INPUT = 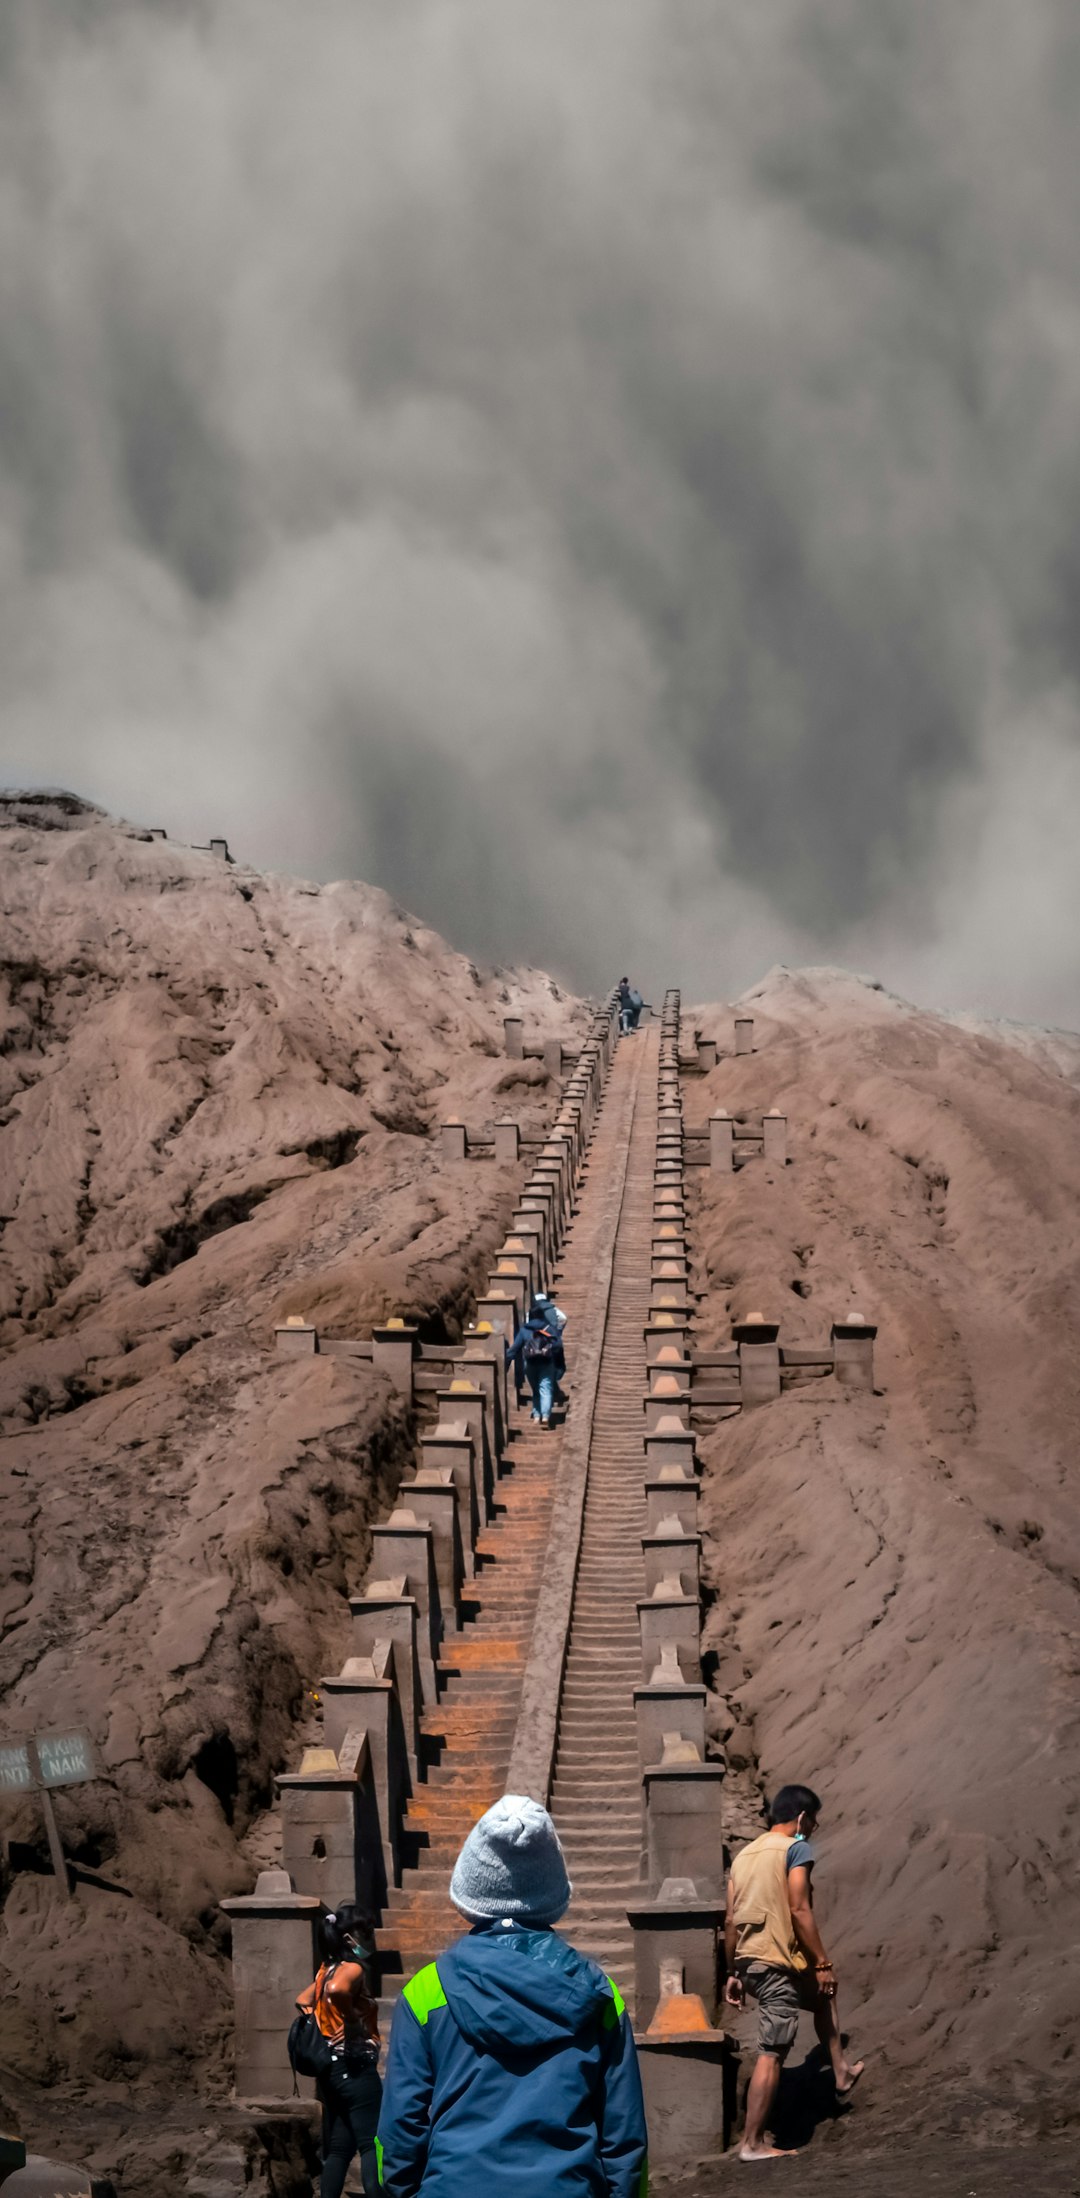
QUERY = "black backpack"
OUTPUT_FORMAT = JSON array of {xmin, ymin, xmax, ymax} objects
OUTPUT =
[
  {"xmin": 288, "ymin": 2007, "xmax": 335, "ymax": 2083},
  {"xmin": 524, "ymin": 1322, "xmax": 557, "ymax": 1363}
]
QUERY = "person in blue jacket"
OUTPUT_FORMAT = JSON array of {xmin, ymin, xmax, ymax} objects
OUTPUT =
[
  {"xmin": 505, "ymin": 1301, "xmax": 563, "ymax": 1427},
  {"xmin": 376, "ymin": 1794, "xmax": 648, "ymax": 2197}
]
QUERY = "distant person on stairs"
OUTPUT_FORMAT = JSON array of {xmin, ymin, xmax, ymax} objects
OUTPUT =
[
  {"xmin": 505, "ymin": 1300, "xmax": 564, "ymax": 1427},
  {"xmin": 724, "ymin": 1783, "xmax": 864, "ymax": 2162},
  {"xmin": 617, "ymin": 979, "xmax": 643, "ymax": 1035},
  {"xmin": 296, "ymin": 1904, "xmax": 383, "ymax": 2197},
  {"xmin": 376, "ymin": 1795, "xmax": 647, "ymax": 2197}
]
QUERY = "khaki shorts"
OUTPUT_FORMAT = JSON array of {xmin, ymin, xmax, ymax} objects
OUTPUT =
[{"xmin": 739, "ymin": 1961, "xmax": 819, "ymax": 2057}]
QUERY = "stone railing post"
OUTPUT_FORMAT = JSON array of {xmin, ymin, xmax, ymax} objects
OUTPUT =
[
  {"xmin": 831, "ymin": 1313, "xmax": 877, "ymax": 1390},
  {"xmin": 276, "ymin": 1731, "xmax": 386, "ymax": 1914},
  {"xmin": 221, "ymin": 1870, "xmax": 321, "ymax": 2102},
  {"xmin": 420, "ymin": 1421, "xmax": 480, "ymax": 1573},
  {"xmin": 633, "ymin": 1662, "xmax": 708, "ymax": 1780},
  {"xmin": 503, "ymin": 1016, "xmax": 524, "ymax": 1058},
  {"xmin": 641, "ymin": 1519, "xmax": 701, "ymax": 1600},
  {"xmin": 644, "ymin": 1467, "xmax": 699, "ymax": 1534},
  {"xmin": 644, "ymin": 1743, "xmax": 726, "ymax": 1899},
  {"xmin": 369, "ymin": 1512, "xmax": 442, "ymax": 1703},
  {"xmin": 494, "ymin": 1117, "xmax": 520, "ymax": 1164},
  {"xmin": 733, "ymin": 1314, "xmax": 781, "ymax": 1406},
  {"xmin": 696, "ymin": 1038, "xmax": 717, "ymax": 1073},
  {"xmin": 734, "ymin": 1015, "xmax": 753, "ymax": 1055},
  {"xmin": 627, "ymin": 1877, "xmax": 723, "ymax": 2027},
  {"xmin": 400, "ymin": 1468, "xmax": 465, "ymax": 1634},
  {"xmin": 371, "ymin": 1320, "xmax": 418, "ymax": 1398},
  {"xmin": 440, "ymin": 1119, "xmax": 467, "ymax": 1161},
  {"xmin": 633, "ymin": 1957, "xmax": 728, "ymax": 2169},
  {"xmin": 349, "ymin": 1580, "xmax": 421, "ymax": 1776},
  {"xmin": 275, "ymin": 1315, "xmax": 318, "ymax": 1355},
  {"xmin": 709, "ymin": 1113, "xmax": 733, "ymax": 1172},
  {"xmin": 638, "ymin": 1583, "xmax": 701, "ymax": 1683},
  {"xmin": 319, "ymin": 1647, "xmax": 412, "ymax": 1889},
  {"xmin": 762, "ymin": 1109, "xmax": 787, "ymax": 1166}
]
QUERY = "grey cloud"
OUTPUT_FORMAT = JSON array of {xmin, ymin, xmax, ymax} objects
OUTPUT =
[{"xmin": 1, "ymin": 0, "xmax": 1079, "ymax": 1020}]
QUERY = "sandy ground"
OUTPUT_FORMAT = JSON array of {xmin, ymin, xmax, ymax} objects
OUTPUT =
[
  {"xmin": 685, "ymin": 969, "xmax": 1080, "ymax": 2161},
  {"xmin": 3, "ymin": 806, "xmax": 1079, "ymax": 2191},
  {"xmin": 0, "ymin": 792, "xmax": 585, "ymax": 2175}
]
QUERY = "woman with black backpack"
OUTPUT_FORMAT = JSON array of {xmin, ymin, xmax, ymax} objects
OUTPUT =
[{"xmin": 293, "ymin": 1904, "xmax": 382, "ymax": 2197}]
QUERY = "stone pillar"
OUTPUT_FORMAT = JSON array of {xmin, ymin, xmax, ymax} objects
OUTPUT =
[
  {"xmin": 648, "ymin": 1348, "xmax": 691, "ymax": 1395},
  {"xmin": 762, "ymin": 1109, "xmax": 787, "ymax": 1166},
  {"xmin": 498, "ymin": 1237, "xmax": 540, "ymax": 1303},
  {"xmin": 494, "ymin": 1118, "xmax": 520, "ymax": 1164},
  {"xmin": 275, "ymin": 1315, "xmax": 318, "ymax": 1355},
  {"xmin": 733, "ymin": 1314, "xmax": 781, "ymax": 1406},
  {"xmin": 460, "ymin": 1336, "xmax": 509, "ymax": 1467},
  {"xmin": 488, "ymin": 1265, "xmax": 526, "ymax": 1329},
  {"xmin": 831, "ymin": 1314, "xmax": 877, "ymax": 1391},
  {"xmin": 638, "ymin": 1585, "xmax": 701, "ymax": 1682},
  {"xmin": 221, "ymin": 1870, "xmax": 320, "ymax": 2102},
  {"xmin": 371, "ymin": 1320, "xmax": 418, "ymax": 1398},
  {"xmin": 209, "ymin": 837, "xmax": 230, "ymax": 860},
  {"xmin": 504, "ymin": 1016, "xmax": 524, "ymax": 1058},
  {"xmin": 633, "ymin": 1677, "xmax": 708, "ymax": 1780},
  {"xmin": 319, "ymin": 1653, "xmax": 411, "ymax": 1888},
  {"xmin": 709, "ymin": 1113, "xmax": 733, "ymax": 1172},
  {"xmin": 696, "ymin": 1038, "xmax": 717, "ymax": 1074},
  {"xmin": 646, "ymin": 1397, "xmax": 699, "ymax": 1450},
  {"xmin": 542, "ymin": 1039, "xmax": 563, "ymax": 1080},
  {"xmin": 369, "ymin": 1513, "xmax": 442, "ymax": 1703},
  {"xmin": 644, "ymin": 1468, "xmax": 699, "ymax": 1533},
  {"xmin": 401, "ymin": 1469, "xmax": 465, "ymax": 1632},
  {"xmin": 421, "ymin": 1422, "xmax": 480, "ymax": 1571},
  {"xmin": 634, "ymin": 1977, "xmax": 728, "ymax": 2170},
  {"xmin": 440, "ymin": 1120, "xmax": 467, "ymax": 1162},
  {"xmin": 277, "ymin": 1733, "xmax": 386, "ymax": 1913},
  {"xmin": 349, "ymin": 1580, "xmax": 422, "ymax": 1776},
  {"xmin": 508, "ymin": 1220, "xmax": 547, "ymax": 1297},
  {"xmin": 735, "ymin": 1015, "xmax": 753, "ymax": 1055},
  {"xmin": 627, "ymin": 1878, "xmax": 723, "ymax": 2025},
  {"xmin": 641, "ymin": 1520, "xmax": 701, "ymax": 1599},
  {"xmin": 644, "ymin": 1749, "xmax": 726, "ymax": 1899}
]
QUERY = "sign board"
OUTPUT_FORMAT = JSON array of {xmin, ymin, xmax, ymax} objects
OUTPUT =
[
  {"xmin": 0, "ymin": 1728, "xmax": 101, "ymax": 1898},
  {"xmin": 0, "ymin": 1731, "xmax": 97, "ymax": 1792},
  {"xmin": 34, "ymin": 1730, "xmax": 97, "ymax": 1789},
  {"xmin": 0, "ymin": 1744, "xmax": 33, "ymax": 1794}
]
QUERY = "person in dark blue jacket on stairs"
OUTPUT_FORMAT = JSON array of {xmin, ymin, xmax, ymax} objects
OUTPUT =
[{"xmin": 376, "ymin": 1795, "xmax": 648, "ymax": 2197}]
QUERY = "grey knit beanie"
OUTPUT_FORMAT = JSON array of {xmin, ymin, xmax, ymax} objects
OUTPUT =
[{"xmin": 449, "ymin": 1795, "xmax": 572, "ymax": 1925}]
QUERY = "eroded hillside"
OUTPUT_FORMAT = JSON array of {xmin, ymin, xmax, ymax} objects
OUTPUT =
[
  {"xmin": 0, "ymin": 792, "xmax": 584, "ymax": 2176},
  {"xmin": 686, "ymin": 969, "xmax": 1080, "ymax": 2142}
]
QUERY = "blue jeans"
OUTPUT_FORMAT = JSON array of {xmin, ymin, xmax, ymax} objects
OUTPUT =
[{"xmin": 527, "ymin": 1365, "xmax": 554, "ymax": 1419}]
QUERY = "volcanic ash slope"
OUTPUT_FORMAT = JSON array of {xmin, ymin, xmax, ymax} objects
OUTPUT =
[
  {"xmin": 0, "ymin": 791, "xmax": 583, "ymax": 2122},
  {"xmin": 685, "ymin": 966, "xmax": 1080, "ymax": 2140}
]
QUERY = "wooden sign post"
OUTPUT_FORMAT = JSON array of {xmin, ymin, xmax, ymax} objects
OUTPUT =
[{"xmin": 0, "ymin": 1728, "xmax": 100, "ymax": 1896}]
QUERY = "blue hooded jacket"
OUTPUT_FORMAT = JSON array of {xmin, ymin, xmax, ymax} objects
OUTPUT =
[{"xmin": 376, "ymin": 1925, "xmax": 648, "ymax": 2197}]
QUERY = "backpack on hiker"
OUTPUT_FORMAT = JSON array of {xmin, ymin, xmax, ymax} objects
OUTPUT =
[{"xmin": 524, "ymin": 1322, "xmax": 557, "ymax": 1363}]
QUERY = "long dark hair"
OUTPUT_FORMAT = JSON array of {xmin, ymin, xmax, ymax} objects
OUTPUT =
[{"xmin": 318, "ymin": 1903, "xmax": 375, "ymax": 1967}]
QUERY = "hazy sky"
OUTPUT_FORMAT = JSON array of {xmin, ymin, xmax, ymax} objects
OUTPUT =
[{"xmin": 2, "ymin": 0, "xmax": 1080, "ymax": 1025}]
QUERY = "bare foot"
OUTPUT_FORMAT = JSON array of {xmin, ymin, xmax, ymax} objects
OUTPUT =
[
  {"xmin": 739, "ymin": 2144, "xmax": 799, "ymax": 2162},
  {"xmin": 835, "ymin": 2059, "xmax": 865, "ymax": 2097}
]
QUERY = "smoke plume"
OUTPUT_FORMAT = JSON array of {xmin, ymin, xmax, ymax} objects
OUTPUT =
[{"xmin": 2, "ymin": 0, "xmax": 1079, "ymax": 1021}]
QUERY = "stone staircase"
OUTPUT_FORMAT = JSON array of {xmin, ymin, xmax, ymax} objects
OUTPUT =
[{"xmin": 551, "ymin": 1025, "xmax": 657, "ymax": 2011}]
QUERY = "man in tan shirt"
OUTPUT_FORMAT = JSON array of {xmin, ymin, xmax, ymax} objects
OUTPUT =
[{"xmin": 724, "ymin": 1783, "xmax": 863, "ymax": 2161}]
